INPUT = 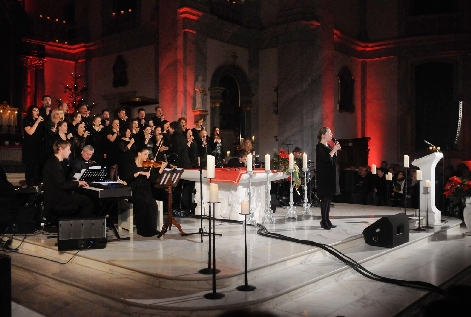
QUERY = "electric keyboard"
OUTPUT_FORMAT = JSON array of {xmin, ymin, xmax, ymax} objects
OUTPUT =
[{"xmin": 78, "ymin": 182, "xmax": 132, "ymax": 199}]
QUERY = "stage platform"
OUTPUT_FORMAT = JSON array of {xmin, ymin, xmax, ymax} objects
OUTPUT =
[{"xmin": 6, "ymin": 203, "xmax": 471, "ymax": 317}]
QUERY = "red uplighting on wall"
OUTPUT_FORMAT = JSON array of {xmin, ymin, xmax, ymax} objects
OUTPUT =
[{"xmin": 177, "ymin": 7, "xmax": 203, "ymax": 21}]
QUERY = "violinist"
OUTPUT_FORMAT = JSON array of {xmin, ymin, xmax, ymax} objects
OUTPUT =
[{"xmin": 120, "ymin": 146, "xmax": 168, "ymax": 237}]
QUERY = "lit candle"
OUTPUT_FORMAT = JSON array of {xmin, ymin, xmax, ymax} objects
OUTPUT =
[
  {"xmin": 371, "ymin": 164, "xmax": 376, "ymax": 174},
  {"xmin": 404, "ymin": 155, "xmax": 409, "ymax": 168},
  {"xmin": 252, "ymin": 135, "xmax": 255, "ymax": 142},
  {"xmin": 416, "ymin": 170, "xmax": 422, "ymax": 180},
  {"xmin": 289, "ymin": 153, "xmax": 294, "ymax": 170},
  {"xmin": 226, "ymin": 150, "xmax": 230, "ymax": 157},
  {"xmin": 303, "ymin": 153, "xmax": 307, "ymax": 170},
  {"xmin": 207, "ymin": 155, "xmax": 215, "ymax": 178},
  {"xmin": 425, "ymin": 180, "xmax": 431, "ymax": 187},
  {"xmin": 241, "ymin": 200, "xmax": 250, "ymax": 215},
  {"xmin": 247, "ymin": 153, "xmax": 252, "ymax": 172},
  {"xmin": 265, "ymin": 154, "xmax": 270, "ymax": 171},
  {"xmin": 209, "ymin": 183, "xmax": 219, "ymax": 202}
]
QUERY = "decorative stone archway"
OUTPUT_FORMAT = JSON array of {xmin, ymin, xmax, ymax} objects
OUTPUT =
[{"xmin": 209, "ymin": 65, "xmax": 252, "ymax": 152}]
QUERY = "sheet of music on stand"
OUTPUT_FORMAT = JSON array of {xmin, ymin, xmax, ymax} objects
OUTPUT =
[
  {"xmin": 157, "ymin": 168, "xmax": 184, "ymax": 186},
  {"xmin": 76, "ymin": 166, "xmax": 107, "ymax": 182}
]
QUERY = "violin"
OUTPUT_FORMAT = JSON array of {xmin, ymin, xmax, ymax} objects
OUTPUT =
[{"xmin": 142, "ymin": 160, "xmax": 177, "ymax": 169}]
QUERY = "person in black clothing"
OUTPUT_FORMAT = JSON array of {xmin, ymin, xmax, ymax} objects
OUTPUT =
[
  {"xmin": 120, "ymin": 147, "xmax": 168, "ymax": 237},
  {"xmin": 208, "ymin": 127, "xmax": 224, "ymax": 167},
  {"xmin": 151, "ymin": 105, "xmax": 164, "ymax": 127},
  {"xmin": 316, "ymin": 126, "xmax": 341, "ymax": 230},
  {"xmin": 42, "ymin": 140, "xmax": 94, "ymax": 219},
  {"xmin": 105, "ymin": 119, "xmax": 120, "ymax": 181},
  {"xmin": 197, "ymin": 128, "xmax": 209, "ymax": 168},
  {"xmin": 169, "ymin": 121, "xmax": 192, "ymax": 168},
  {"xmin": 88, "ymin": 116, "xmax": 106, "ymax": 166},
  {"xmin": 117, "ymin": 127, "xmax": 137, "ymax": 179},
  {"xmin": 226, "ymin": 151, "xmax": 247, "ymax": 168},
  {"xmin": 354, "ymin": 166, "xmax": 369, "ymax": 204},
  {"xmin": 135, "ymin": 108, "xmax": 147, "ymax": 131},
  {"xmin": 368, "ymin": 168, "xmax": 387, "ymax": 206},
  {"xmin": 22, "ymin": 105, "xmax": 46, "ymax": 187},
  {"xmin": 69, "ymin": 145, "xmax": 95, "ymax": 177},
  {"xmin": 186, "ymin": 129, "xmax": 199, "ymax": 168}
]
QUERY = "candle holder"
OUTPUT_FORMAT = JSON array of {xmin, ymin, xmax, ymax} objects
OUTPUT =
[
  {"xmin": 413, "ymin": 180, "xmax": 426, "ymax": 232},
  {"xmin": 262, "ymin": 170, "xmax": 275, "ymax": 224},
  {"xmin": 285, "ymin": 169, "xmax": 297, "ymax": 219},
  {"xmin": 203, "ymin": 201, "xmax": 225, "ymax": 300},
  {"xmin": 302, "ymin": 168, "xmax": 313, "ymax": 216},
  {"xmin": 199, "ymin": 179, "xmax": 221, "ymax": 276},
  {"xmin": 246, "ymin": 170, "xmax": 257, "ymax": 226},
  {"xmin": 403, "ymin": 167, "xmax": 408, "ymax": 214},
  {"xmin": 236, "ymin": 212, "xmax": 256, "ymax": 292},
  {"xmin": 423, "ymin": 186, "xmax": 433, "ymax": 229}
]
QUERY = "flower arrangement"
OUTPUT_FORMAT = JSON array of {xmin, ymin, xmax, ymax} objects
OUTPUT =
[
  {"xmin": 444, "ymin": 176, "xmax": 471, "ymax": 209},
  {"xmin": 271, "ymin": 148, "xmax": 301, "ymax": 188}
]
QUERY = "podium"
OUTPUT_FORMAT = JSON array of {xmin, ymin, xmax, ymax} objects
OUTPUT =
[
  {"xmin": 412, "ymin": 152, "xmax": 443, "ymax": 226},
  {"xmin": 154, "ymin": 168, "xmax": 186, "ymax": 238}
]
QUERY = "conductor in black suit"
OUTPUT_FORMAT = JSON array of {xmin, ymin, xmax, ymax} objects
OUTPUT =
[
  {"xmin": 42, "ymin": 140, "xmax": 94, "ymax": 218},
  {"xmin": 316, "ymin": 127, "xmax": 341, "ymax": 230}
]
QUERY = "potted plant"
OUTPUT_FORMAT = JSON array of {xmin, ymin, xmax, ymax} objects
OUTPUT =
[{"xmin": 444, "ymin": 175, "xmax": 471, "ymax": 233}]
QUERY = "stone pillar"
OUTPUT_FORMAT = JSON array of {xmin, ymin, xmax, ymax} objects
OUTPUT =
[{"xmin": 32, "ymin": 58, "xmax": 45, "ymax": 107}]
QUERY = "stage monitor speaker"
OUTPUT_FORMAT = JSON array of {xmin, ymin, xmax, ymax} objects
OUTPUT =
[
  {"xmin": 58, "ymin": 218, "xmax": 107, "ymax": 251},
  {"xmin": 362, "ymin": 213, "xmax": 409, "ymax": 248}
]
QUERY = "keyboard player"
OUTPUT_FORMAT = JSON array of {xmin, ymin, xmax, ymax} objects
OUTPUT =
[{"xmin": 42, "ymin": 140, "xmax": 94, "ymax": 219}]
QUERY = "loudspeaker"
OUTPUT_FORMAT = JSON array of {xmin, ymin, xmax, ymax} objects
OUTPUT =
[
  {"xmin": 58, "ymin": 218, "xmax": 107, "ymax": 251},
  {"xmin": 362, "ymin": 213, "xmax": 409, "ymax": 248}
]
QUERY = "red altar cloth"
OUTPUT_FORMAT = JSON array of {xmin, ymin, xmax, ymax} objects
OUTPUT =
[{"xmin": 185, "ymin": 168, "xmax": 270, "ymax": 186}]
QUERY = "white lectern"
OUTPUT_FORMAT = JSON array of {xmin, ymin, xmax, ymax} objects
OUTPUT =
[{"xmin": 412, "ymin": 152, "xmax": 444, "ymax": 226}]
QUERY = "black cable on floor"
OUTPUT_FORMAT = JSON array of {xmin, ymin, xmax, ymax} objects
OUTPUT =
[{"xmin": 256, "ymin": 223, "xmax": 446, "ymax": 296}]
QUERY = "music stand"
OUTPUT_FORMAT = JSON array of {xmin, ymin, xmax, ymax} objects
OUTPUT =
[
  {"xmin": 79, "ymin": 168, "xmax": 107, "ymax": 182},
  {"xmin": 155, "ymin": 168, "xmax": 187, "ymax": 238}
]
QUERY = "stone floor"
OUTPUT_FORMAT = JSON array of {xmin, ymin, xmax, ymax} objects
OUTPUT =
[{"xmin": 5, "ymin": 201, "xmax": 471, "ymax": 317}]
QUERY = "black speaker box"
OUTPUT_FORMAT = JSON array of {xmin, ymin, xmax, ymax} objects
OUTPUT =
[
  {"xmin": 362, "ymin": 213, "xmax": 409, "ymax": 248},
  {"xmin": 58, "ymin": 218, "xmax": 107, "ymax": 251}
]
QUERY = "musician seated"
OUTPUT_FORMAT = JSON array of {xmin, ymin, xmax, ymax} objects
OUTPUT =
[
  {"xmin": 42, "ymin": 140, "xmax": 94, "ymax": 219},
  {"xmin": 225, "ymin": 151, "xmax": 247, "ymax": 168},
  {"xmin": 70, "ymin": 145, "xmax": 96, "ymax": 178},
  {"xmin": 120, "ymin": 146, "xmax": 168, "ymax": 237}
]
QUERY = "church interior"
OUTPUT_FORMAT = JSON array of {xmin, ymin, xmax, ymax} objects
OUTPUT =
[{"xmin": 1, "ymin": 0, "xmax": 471, "ymax": 316}]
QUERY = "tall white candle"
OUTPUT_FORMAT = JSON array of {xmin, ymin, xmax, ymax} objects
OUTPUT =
[
  {"xmin": 247, "ymin": 153, "xmax": 252, "ymax": 172},
  {"xmin": 416, "ymin": 170, "xmax": 422, "ymax": 180},
  {"xmin": 265, "ymin": 154, "xmax": 270, "ymax": 171},
  {"xmin": 207, "ymin": 155, "xmax": 215, "ymax": 178},
  {"xmin": 289, "ymin": 153, "xmax": 294, "ymax": 170},
  {"xmin": 371, "ymin": 164, "xmax": 376, "ymax": 174},
  {"xmin": 425, "ymin": 180, "xmax": 431, "ymax": 187},
  {"xmin": 241, "ymin": 200, "xmax": 250, "ymax": 214},
  {"xmin": 303, "ymin": 153, "xmax": 308, "ymax": 170},
  {"xmin": 387, "ymin": 172, "xmax": 392, "ymax": 181},
  {"xmin": 226, "ymin": 150, "xmax": 230, "ymax": 157},
  {"xmin": 209, "ymin": 183, "xmax": 219, "ymax": 202},
  {"xmin": 404, "ymin": 155, "xmax": 409, "ymax": 168}
]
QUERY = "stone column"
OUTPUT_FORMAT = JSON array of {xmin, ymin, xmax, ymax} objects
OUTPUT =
[{"xmin": 32, "ymin": 58, "xmax": 45, "ymax": 107}]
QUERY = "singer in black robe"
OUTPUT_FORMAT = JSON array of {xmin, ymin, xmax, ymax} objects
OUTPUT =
[{"xmin": 316, "ymin": 127, "xmax": 341, "ymax": 230}]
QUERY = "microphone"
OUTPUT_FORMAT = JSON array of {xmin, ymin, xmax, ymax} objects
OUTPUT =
[{"xmin": 332, "ymin": 138, "xmax": 341, "ymax": 151}]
